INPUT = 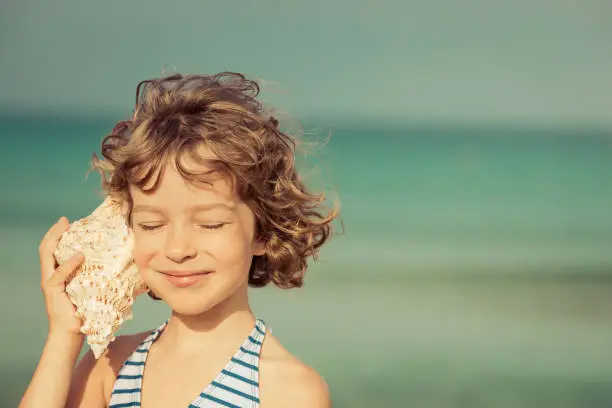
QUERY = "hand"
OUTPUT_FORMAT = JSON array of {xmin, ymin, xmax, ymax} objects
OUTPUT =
[{"xmin": 39, "ymin": 217, "xmax": 85, "ymax": 337}]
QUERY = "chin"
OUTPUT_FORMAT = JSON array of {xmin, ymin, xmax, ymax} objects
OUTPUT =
[
  {"xmin": 165, "ymin": 296, "xmax": 221, "ymax": 316},
  {"xmin": 144, "ymin": 274, "xmax": 247, "ymax": 316}
]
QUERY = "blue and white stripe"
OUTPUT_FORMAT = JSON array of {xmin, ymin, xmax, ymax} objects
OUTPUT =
[{"xmin": 108, "ymin": 319, "xmax": 266, "ymax": 408}]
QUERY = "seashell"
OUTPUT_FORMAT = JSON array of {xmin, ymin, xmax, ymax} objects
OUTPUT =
[{"xmin": 53, "ymin": 197, "xmax": 148, "ymax": 359}]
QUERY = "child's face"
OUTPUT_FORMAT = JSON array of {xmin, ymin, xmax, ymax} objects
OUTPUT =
[{"xmin": 129, "ymin": 153, "xmax": 264, "ymax": 316}]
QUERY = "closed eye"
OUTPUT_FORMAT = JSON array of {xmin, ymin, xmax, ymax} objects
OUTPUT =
[
  {"xmin": 136, "ymin": 223, "xmax": 227, "ymax": 231},
  {"xmin": 138, "ymin": 224, "xmax": 164, "ymax": 231},
  {"xmin": 198, "ymin": 223, "xmax": 226, "ymax": 230}
]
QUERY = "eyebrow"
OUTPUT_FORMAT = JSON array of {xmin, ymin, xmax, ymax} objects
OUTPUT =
[{"xmin": 132, "ymin": 203, "xmax": 235, "ymax": 214}]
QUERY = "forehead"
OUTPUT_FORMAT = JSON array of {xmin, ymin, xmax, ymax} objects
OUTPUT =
[{"xmin": 130, "ymin": 147, "xmax": 236, "ymax": 205}]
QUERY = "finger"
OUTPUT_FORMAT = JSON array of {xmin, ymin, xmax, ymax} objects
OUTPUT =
[
  {"xmin": 40, "ymin": 216, "xmax": 66, "ymax": 246},
  {"xmin": 39, "ymin": 217, "xmax": 69, "ymax": 256},
  {"xmin": 39, "ymin": 217, "xmax": 70, "ymax": 280},
  {"xmin": 48, "ymin": 252, "xmax": 84, "ymax": 287},
  {"xmin": 39, "ymin": 217, "xmax": 71, "ymax": 281}
]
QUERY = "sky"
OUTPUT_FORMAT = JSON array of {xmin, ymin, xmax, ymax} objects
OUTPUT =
[{"xmin": 1, "ymin": 0, "xmax": 611, "ymax": 123}]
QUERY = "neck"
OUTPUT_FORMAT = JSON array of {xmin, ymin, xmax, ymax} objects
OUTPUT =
[{"xmin": 159, "ymin": 284, "xmax": 256, "ymax": 353}]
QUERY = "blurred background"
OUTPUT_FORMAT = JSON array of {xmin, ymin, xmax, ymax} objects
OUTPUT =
[{"xmin": 2, "ymin": 1, "xmax": 612, "ymax": 407}]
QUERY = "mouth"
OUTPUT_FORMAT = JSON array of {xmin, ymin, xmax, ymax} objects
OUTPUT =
[
  {"xmin": 159, "ymin": 270, "xmax": 213, "ymax": 287},
  {"xmin": 160, "ymin": 270, "xmax": 213, "ymax": 277}
]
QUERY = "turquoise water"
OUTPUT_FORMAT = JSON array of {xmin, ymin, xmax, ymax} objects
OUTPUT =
[{"xmin": 2, "ymin": 116, "xmax": 612, "ymax": 406}]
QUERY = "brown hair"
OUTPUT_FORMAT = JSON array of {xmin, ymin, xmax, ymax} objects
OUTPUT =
[{"xmin": 91, "ymin": 72, "xmax": 338, "ymax": 292}]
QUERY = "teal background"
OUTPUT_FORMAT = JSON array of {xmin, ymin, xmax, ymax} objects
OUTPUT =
[{"xmin": 2, "ymin": 1, "xmax": 612, "ymax": 407}]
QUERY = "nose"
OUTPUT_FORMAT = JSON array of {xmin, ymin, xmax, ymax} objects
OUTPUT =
[{"xmin": 164, "ymin": 228, "xmax": 197, "ymax": 263}]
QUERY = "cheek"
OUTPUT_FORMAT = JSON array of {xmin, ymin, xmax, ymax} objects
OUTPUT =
[
  {"xmin": 131, "ymin": 232, "xmax": 160, "ymax": 267},
  {"xmin": 129, "ymin": 225, "xmax": 256, "ymax": 271},
  {"xmin": 209, "ymin": 227, "xmax": 255, "ymax": 266}
]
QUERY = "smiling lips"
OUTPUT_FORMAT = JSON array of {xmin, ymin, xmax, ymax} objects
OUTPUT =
[{"xmin": 160, "ymin": 270, "xmax": 213, "ymax": 287}]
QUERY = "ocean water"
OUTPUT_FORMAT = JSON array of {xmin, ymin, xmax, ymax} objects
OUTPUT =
[{"xmin": 2, "ymin": 115, "xmax": 612, "ymax": 407}]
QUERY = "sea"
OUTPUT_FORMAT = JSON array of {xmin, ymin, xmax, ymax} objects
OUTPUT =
[{"xmin": 1, "ymin": 115, "xmax": 612, "ymax": 407}]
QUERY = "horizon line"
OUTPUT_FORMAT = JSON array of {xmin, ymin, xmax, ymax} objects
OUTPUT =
[{"xmin": 2, "ymin": 108, "xmax": 612, "ymax": 131}]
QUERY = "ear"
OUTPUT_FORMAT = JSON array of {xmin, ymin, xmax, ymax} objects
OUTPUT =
[{"xmin": 252, "ymin": 239, "xmax": 266, "ymax": 257}]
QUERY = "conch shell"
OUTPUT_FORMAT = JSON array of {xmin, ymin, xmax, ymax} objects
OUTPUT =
[{"xmin": 53, "ymin": 197, "xmax": 148, "ymax": 359}]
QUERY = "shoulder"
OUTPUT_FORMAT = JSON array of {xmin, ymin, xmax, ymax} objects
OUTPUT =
[
  {"xmin": 102, "ymin": 330, "xmax": 151, "ymax": 377},
  {"xmin": 67, "ymin": 330, "xmax": 151, "ymax": 407},
  {"xmin": 259, "ymin": 332, "xmax": 331, "ymax": 408}
]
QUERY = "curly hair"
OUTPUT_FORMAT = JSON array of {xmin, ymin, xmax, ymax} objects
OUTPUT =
[{"xmin": 90, "ymin": 72, "xmax": 338, "ymax": 293}]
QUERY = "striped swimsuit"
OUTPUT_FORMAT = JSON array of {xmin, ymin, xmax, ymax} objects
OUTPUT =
[{"xmin": 108, "ymin": 319, "xmax": 266, "ymax": 408}]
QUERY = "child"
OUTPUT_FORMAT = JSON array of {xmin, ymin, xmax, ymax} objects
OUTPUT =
[{"xmin": 20, "ymin": 72, "xmax": 338, "ymax": 408}]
